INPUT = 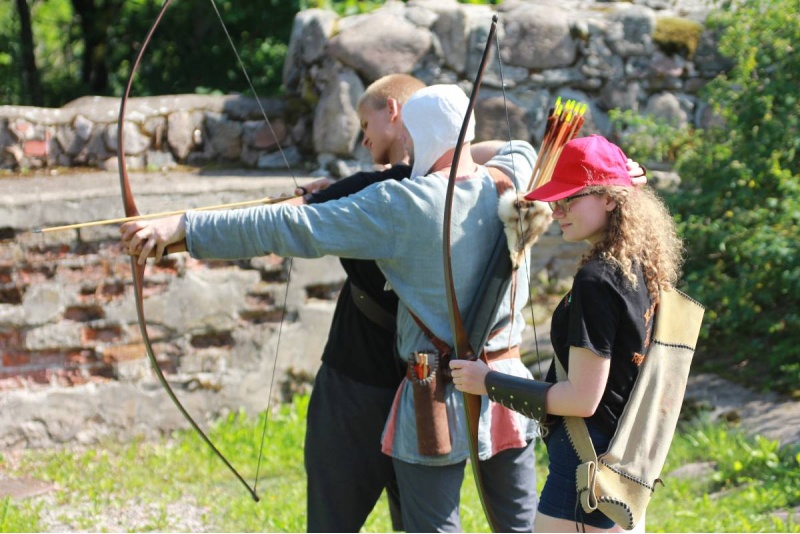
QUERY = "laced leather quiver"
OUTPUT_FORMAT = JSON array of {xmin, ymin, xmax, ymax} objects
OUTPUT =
[{"xmin": 556, "ymin": 288, "xmax": 705, "ymax": 530}]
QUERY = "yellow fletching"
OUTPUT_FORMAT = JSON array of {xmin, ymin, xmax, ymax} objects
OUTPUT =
[{"xmin": 527, "ymin": 98, "xmax": 588, "ymax": 192}]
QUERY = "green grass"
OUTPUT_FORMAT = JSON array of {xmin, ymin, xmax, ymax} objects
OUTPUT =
[
  {"xmin": 1, "ymin": 395, "xmax": 799, "ymax": 532},
  {"xmin": 647, "ymin": 422, "xmax": 800, "ymax": 532}
]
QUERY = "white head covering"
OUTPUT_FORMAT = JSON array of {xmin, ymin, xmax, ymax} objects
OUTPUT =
[{"xmin": 401, "ymin": 84, "xmax": 475, "ymax": 179}]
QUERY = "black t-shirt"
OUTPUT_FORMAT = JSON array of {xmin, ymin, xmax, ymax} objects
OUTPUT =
[
  {"xmin": 546, "ymin": 258, "xmax": 656, "ymax": 436},
  {"xmin": 305, "ymin": 164, "xmax": 411, "ymax": 388}
]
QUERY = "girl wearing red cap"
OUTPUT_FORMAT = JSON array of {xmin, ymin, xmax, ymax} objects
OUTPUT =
[{"xmin": 451, "ymin": 135, "xmax": 684, "ymax": 532}]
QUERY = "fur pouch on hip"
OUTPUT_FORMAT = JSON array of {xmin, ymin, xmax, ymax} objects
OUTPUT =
[{"xmin": 497, "ymin": 190, "xmax": 552, "ymax": 270}]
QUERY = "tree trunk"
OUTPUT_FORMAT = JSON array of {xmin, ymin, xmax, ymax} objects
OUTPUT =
[
  {"xmin": 71, "ymin": 0, "xmax": 109, "ymax": 95},
  {"xmin": 16, "ymin": 0, "xmax": 43, "ymax": 105}
]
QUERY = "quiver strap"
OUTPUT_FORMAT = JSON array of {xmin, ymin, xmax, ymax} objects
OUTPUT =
[{"xmin": 555, "ymin": 288, "xmax": 705, "ymax": 530}]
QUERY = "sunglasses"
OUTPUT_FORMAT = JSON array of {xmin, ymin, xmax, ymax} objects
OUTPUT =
[{"xmin": 548, "ymin": 191, "xmax": 600, "ymax": 213}]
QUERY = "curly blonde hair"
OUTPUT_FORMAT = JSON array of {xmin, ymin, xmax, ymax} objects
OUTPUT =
[{"xmin": 582, "ymin": 185, "xmax": 684, "ymax": 301}]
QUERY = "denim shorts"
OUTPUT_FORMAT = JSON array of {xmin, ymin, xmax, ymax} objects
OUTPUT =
[{"xmin": 538, "ymin": 418, "xmax": 615, "ymax": 529}]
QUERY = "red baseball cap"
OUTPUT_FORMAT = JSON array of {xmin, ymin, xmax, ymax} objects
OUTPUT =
[{"xmin": 525, "ymin": 135, "xmax": 633, "ymax": 202}]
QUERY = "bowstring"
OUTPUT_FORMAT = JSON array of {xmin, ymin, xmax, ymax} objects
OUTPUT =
[
  {"xmin": 493, "ymin": 24, "xmax": 543, "ymax": 380},
  {"xmin": 207, "ymin": 0, "xmax": 298, "ymax": 184},
  {"xmin": 206, "ymin": 0, "xmax": 298, "ymax": 495}
]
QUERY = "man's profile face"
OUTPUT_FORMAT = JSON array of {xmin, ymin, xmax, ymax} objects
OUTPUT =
[{"xmin": 358, "ymin": 100, "xmax": 400, "ymax": 166}]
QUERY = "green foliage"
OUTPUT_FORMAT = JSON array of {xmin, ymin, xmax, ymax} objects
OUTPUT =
[
  {"xmin": 114, "ymin": 0, "xmax": 301, "ymax": 100},
  {"xmin": 0, "ymin": 0, "xmax": 302, "ymax": 106},
  {"xmin": 668, "ymin": 0, "xmax": 800, "ymax": 393},
  {"xmin": 303, "ymin": 0, "xmax": 385, "ymax": 16},
  {"xmin": 609, "ymin": 108, "xmax": 694, "ymax": 168},
  {"xmin": 653, "ymin": 16, "xmax": 704, "ymax": 58},
  {"xmin": 0, "ymin": 1, "xmax": 22, "ymax": 106},
  {"xmin": 31, "ymin": 0, "xmax": 83, "ymax": 106}
]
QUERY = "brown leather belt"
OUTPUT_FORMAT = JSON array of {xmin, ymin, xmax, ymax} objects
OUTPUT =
[{"xmin": 484, "ymin": 345, "xmax": 520, "ymax": 363}]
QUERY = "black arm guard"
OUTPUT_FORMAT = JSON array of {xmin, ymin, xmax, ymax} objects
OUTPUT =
[{"xmin": 485, "ymin": 371, "xmax": 552, "ymax": 420}]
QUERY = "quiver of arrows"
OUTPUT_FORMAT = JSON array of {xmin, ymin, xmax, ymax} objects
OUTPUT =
[{"xmin": 498, "ymin": 98, "xmax": 588, "ymax": 270}]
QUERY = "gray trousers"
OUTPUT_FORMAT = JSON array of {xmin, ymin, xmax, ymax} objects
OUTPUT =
[
  {"xmin": 393, "ymin": 439, "xmax": 537, "ymax": 532},
  {"xmin": 304, "ymin": 363, "xmax": 403, "ymax": 532}
]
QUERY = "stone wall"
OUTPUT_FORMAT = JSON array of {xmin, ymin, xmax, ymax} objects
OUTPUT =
[
  {"xmin": 0, "ymin": 95, "xmax": 303, "ymax": 173},
  {"xmin": 285, "ymin": 0, "xmax": 731, "ymax": 165},
  {"xmin": 0, "ymin": 171, "xmax": 345, "ymax": 448},
  {"xmin": 0, "ymin": 0, "xmax": 731, "ymax": 175}
]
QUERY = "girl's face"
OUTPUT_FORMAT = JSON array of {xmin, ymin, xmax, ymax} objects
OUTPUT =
[{"xmin": 550, "ymin": 188, "xmax": 616, "ymax": 245}]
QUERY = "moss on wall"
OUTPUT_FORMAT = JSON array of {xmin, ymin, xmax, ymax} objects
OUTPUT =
[{"xmin": 654, "ymin": 17, "xmax": 704, "ymax": 58}]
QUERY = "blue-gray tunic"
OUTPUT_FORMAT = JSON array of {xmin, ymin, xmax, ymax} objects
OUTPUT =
[{"xmin": 185, "ymin": 141, "xmax": 540, "ymax": 465}]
